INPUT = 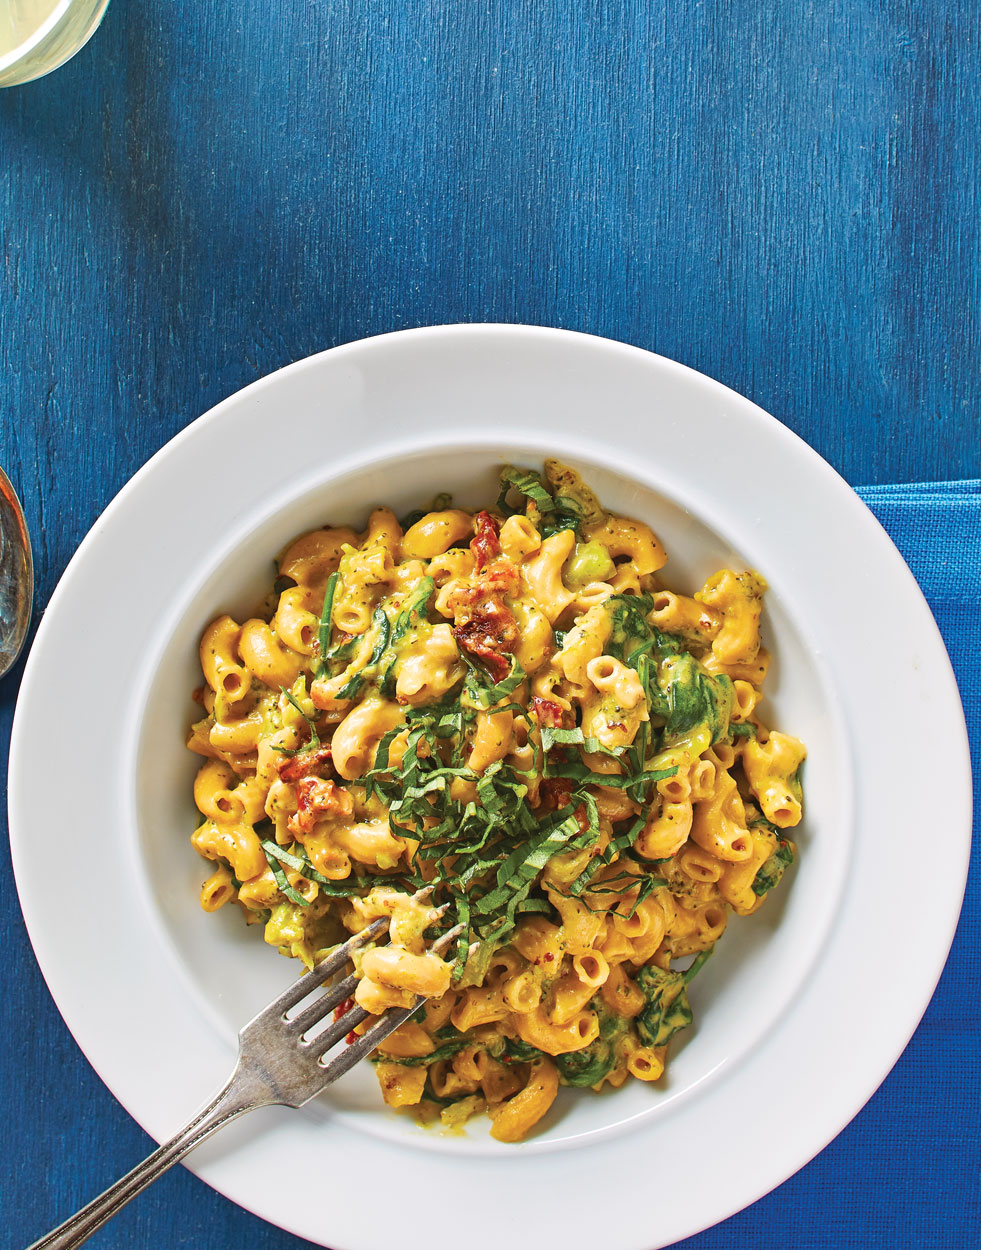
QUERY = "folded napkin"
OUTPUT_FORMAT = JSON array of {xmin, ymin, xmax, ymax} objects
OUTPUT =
[
  {"xmin": 855, "ymin": 478, "xmax": 979, "ymax": 757},
  {"xmin": 858, "ymin": 477, "xmax": 979, "ymax": 617}
]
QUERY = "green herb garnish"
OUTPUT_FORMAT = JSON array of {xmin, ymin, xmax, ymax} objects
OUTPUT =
[
  {"xmin": 462, "ymin": 653, "xmax": 526, "ymax": 709},
  {"xmin": 334, "ymin": 606, "xmax": 392, "ymax": 700},
  {"xmin": 261, "ymin": 839, "xmax": 370, "ymax": 904},
  {"xmin": 271, "ymin": 685, "xmax": 321, "ymax": 757},
  {"xmin": 378, "ymin": 576, "xmax": 435, "ymax": 694},
  {"xmin": 316, "ymin": 571, "xmax": 339, "ymax": 677},
  {"xmin": 497, "ymin": 466, "xmax": 584, "ymax": 538}
]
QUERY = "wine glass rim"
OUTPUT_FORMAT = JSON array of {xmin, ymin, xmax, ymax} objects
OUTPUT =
[{"xmin": 0, "ymin": 0, "xmax": 110, "ymax": 79}]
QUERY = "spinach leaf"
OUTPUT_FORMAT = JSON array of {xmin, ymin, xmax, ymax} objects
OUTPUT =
[
  {"xmin": 662, "ymin": 653, "xmax": 734, "ymax": 745},
  {"xmin": 603, "ymin": 594, "xmax": 680, "ymax": 724},
  {"xmin": 554, "ymin": 1034, "xmax": 616, "ymax": 1087},
  {"xmin": 502, "ymin": 1038, "xmax": 546, "ymax": 1063},
  {"xmin": 752, "ymin": 837, "xmax": 795, "ymax": 896},
  {"xmin": 333, "ymin": 606, "xmax": 392, "ymax": 700},
  {"xmin": 367, "ymin": 606, "xmax": 392, "ymax": 664},
  {"xmin": 379, "ymin": 1037, "xmax": 470, "ymax": 1067},
  {"xmin": 635, "ymin": 960, "xmax": 699, "ymax": 1048}
]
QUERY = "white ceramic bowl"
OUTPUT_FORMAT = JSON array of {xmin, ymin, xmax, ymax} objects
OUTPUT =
[{"xmin": 9, "ymin": 326, "xmax": 971, "ymax": 1250}]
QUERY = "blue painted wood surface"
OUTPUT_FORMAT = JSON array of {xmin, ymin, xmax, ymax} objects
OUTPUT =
[{"xmin": 1, "ymin": 1, "xmax": 978, "ymax": 1246}]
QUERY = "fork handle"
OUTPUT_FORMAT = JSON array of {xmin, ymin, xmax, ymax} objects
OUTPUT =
[{"xmin": 29, "ymin": 1069, "xmax": 272, "ymax": 1250}]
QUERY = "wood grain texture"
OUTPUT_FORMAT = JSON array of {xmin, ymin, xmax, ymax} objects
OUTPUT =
[{"xmin": 0, "ymin": 0, "xmax": 978, "ymax": 1246}]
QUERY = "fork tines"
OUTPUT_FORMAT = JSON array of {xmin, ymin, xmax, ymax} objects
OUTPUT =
[
  {"xmin": 261, "ymin": 884, "xmax": 439, "ymax": 1020},
  {"xmin": 263, "ymin": 915, "xmax": 388, "ymax": 1020},
  {"xmin": 243, "ymin": 900, "xmax": 465, "ymax": 1104},
  {"xmin": 315, "ymin": 923, "xmax": 465, "ymax": 1083}
]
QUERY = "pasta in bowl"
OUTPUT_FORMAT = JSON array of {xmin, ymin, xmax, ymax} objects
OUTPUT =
[{"xmin": 186, "ymin": 460, "xmax": 804, "ymax": 1141}]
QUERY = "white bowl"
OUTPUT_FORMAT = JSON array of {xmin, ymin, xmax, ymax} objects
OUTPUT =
[{"xmin": 9, "ymin": 325, "xmax": 971, "ymax": 1250}]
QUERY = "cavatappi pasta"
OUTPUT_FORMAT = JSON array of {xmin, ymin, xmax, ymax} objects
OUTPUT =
[{"xmin": 187, "ymin": 462, "xmax": 803, "ymax": 1140}]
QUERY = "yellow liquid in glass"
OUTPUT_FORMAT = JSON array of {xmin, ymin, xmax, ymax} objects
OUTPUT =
[{"xmin": 0, "ymin": 0, "xmax": 61, "ymax": 59}]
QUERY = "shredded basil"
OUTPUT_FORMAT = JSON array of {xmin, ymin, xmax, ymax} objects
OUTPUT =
[
  {"xmin": 462, "ymin": 653, "xmax": 526, "ymax": 708},
  {"xmin": 362, "ymin": 693, "xmax": 583, "ymax": 944},
  {"xmin": 497, "ymin": 466, "xmax": 584, "ymax": 538},
  {"xmin": 540, "ymin": 725, "xmax": 624, "ymax": 757},
  {"xmin": 262, "ymin": 844, "xmax": 309, "ymax": 907},
  {"xmin": 683, "ymin": 946, "xmax": 715, "ymax": 983},
  {"xmin": 576, "ymin": 863, "xmax": 667, "ymax": 917},
  {"xmin": 378, "ymin": 576, "xmax": 435, "ymax": 694},
  {"xmin": 316, "ymin": 572, "xmax": 339, "ymax": 677},
  {"xmin": 271, "ymin": 686, "xmax": 321, "ymax": 757},
  {"xmin": 261, "ymin": 839, "xmax": 370, "ymax": 901}
]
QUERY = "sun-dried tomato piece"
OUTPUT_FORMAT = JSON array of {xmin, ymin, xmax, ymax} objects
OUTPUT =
[
  {"xmin": 538, "ymin": 776, "xmax": 575, "ymax": 812},
  {"xmin": 531, "ymin": 695, "xmax": 570, "ymax": 729},
  {"xmin": 445, "ymin": 563, "xmax": 519, "ymax": 620},
  {"xmin": 287, "ymin": 776, "xmax": 354, "ymax": 835},
  {"xmin": 478, "ymin": 559, "xmax": 520, "ymax": 597},
  {"xmin": 471, "ymin": 510, "xmax": 502, "ymax": 571},
  {"xmin": 275, "ymin": 744, "xmax": 333, "ymax": 784},
  {"xmin": 454, "ymin": 599, "xmax": 519, "ymax": 683},
  {"xmin": 455, "ymin": 626, "xmax": 511, "ymax": 681}
]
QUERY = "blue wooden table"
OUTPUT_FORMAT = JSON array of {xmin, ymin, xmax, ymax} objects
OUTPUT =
[{"xmin": 1, "ymin": 2, "xmax": 978, "ymax": 1247}]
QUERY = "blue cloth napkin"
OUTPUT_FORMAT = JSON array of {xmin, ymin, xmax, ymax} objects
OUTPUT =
[
  {"xmin": 2, "ymin": 482, "xmax": 978, "ymax": 1250},
  {"xmin": 855, "ymin": 479, "xmax": 979, "ymax": 797}
]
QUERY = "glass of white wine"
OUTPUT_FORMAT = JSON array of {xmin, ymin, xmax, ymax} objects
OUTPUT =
[{"xmin": 0, "ymin": 0, "xmax": 110, "ymax": 88}]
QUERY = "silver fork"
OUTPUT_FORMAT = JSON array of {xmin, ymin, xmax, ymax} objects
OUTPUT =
[{"xmin": 30, "ymin": 903, "xmax": 463, "ymax": 1250}]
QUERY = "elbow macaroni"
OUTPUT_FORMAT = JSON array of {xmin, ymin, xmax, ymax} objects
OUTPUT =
[{"xmin": 186, "ymin": 462, "xmax": 804, "ymax": 1142}]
